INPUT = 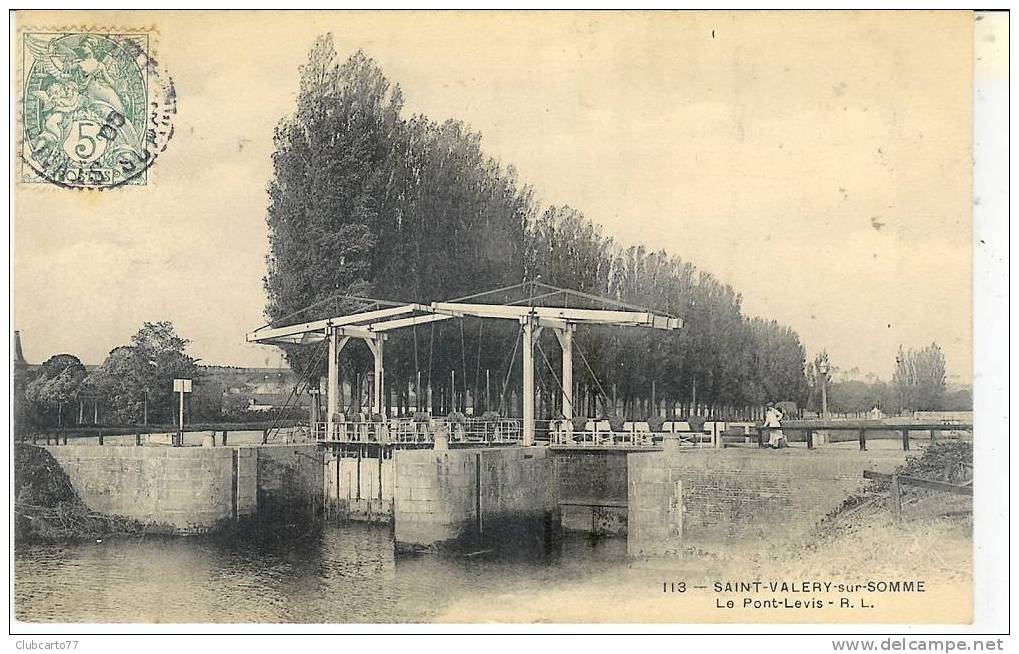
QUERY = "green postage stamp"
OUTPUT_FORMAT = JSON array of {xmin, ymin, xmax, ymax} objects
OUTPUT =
[{"xmin": 18, "ymin": 28, "xmax": 176, "ymax": 189}]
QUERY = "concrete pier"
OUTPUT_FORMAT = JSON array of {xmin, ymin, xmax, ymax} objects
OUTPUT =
[
  {"xmin": 393, "ymin": 446, "xmax": 559, "ymax": 552},
  {"xmin": 43, "ymin": 443, "xmax": 323, "ymax": 534}
]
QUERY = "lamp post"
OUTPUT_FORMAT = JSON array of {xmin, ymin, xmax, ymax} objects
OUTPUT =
[
  {"xmin": 817, "ymin": 359, "xmax": 831, "ymax": 419},
  {"xmin": 895, "ymin": 356, "xmax": 903, "ymax": 416}
]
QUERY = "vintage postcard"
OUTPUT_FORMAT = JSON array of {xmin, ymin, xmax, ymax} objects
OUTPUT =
[{"xmin": 8, "ymin": 8, "xmax": 1008, "ymax": 638}]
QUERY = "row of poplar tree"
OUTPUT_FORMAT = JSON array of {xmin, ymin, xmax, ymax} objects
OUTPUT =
[{"xmin": 263, "ymin": 35, "xmax": 810, "ymax": 420}]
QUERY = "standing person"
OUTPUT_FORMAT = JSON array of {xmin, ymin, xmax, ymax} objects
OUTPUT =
[{"xmin": 764, "ymin": 402, "xmax": 786, "ymax": 449}]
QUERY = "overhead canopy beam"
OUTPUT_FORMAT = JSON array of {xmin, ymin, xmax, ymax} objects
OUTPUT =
[
  {"xmin": 369, "ymin": 312, "xmax": 455, "ymax": 332},
  {"xmin": 248, "ymin": 297, "xmax": 680, "ymax": 346},
  {"xmin": 246, "ymin": 304, "xmax": 423, "ymax": 343},
  {"xmin": 430, "ymin": 301, "xmax": 681, "ymax": 329}
]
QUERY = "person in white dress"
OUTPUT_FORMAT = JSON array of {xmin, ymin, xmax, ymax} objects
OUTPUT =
[{"xmin": 764, "ymin": 403, "xmax": 786, "ymax": 448}]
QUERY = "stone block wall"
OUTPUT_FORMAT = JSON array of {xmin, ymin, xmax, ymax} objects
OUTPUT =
[
  {"xmin": 627, "ymin": 449, "xmax": 906, "ymax": 556},
  {"xmin": 235, "ymin": 447, "xmax": 258, "ymax": 518},
  {"xmin": 43, "ymin": 443, "xmax": 322, "ymax": 534},
  {"xmin": 393, "ymin": 447, "xmax": 558, "ymax": 551},
  {"xmin": 44, "ymin": 445, "xmax": 241, "ymax": 533}
]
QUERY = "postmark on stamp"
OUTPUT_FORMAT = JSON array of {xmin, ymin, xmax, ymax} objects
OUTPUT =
[{"xmin": 18, "ymin": 29, "xmax": 176, "ymax": 190}]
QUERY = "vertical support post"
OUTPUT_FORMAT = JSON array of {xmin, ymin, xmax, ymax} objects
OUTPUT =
[
  {"xmin": 367, "ymin": 336, "xmax": 384, "ymax": 417},
  {"xmin": 378, "ymin": 445, "xmax": 384, "ymax": 500},
  {"xmin": 177, "ymin": 387, "xmax": 184, "ymax": 447},
  {"xmin": 222, "ymin": 430, "xmax": 228, "ymax": 446},
  {"xmin": 98, "ymin": 433, "xmax": 104, "ymax": 446},
  {"xmin": 136, "ymin": 433, "xmax": 142, "ymax": 446},
  {"xmin": 930, "ymin": 428, "xmax": 936, "ymax": 443},
  {"xmin": 901, "ymin": 428, "xmax": 910, "ymax": 451},
  {"xmin": 859, "ymin": 428, "xmax": 867, "ymax": 451},
  {"xmin": 521, "ymin": 315, "xmax": 535, "ymax": 446},
  {"xmin": 474, "ymin": 451, "xmax": 483, "ymax": 541},
  {"xmin": 333, "ymin": 451, "xmax": 341, "ymax": 519},
  {"xmin": 891, "ymin": 475, "xmax": 903, "ymax": 523},
  {"xmin": 805, "ymin": 429, "xmax": 813, "ymax": 450},
  {"xmin": 554, "ymin": 325, "xmax": 575, "ymax": 423},
  {"xmin": 356, "ymin": 444, "xmax": 362, "ymax": 501},
  {"xmin": 326, "ymin": 327, "xmax": 338, "ymax": 433}
]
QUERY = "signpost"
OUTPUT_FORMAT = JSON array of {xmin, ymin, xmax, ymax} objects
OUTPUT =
[{"xmin": 173, "ymin": 379, "xmax": 192, "ymax": 446}]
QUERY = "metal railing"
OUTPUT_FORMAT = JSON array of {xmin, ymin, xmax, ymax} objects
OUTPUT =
[
  {"xmin": 313, "ymin": 417, "xmax": 523, "ymax": 445},
  {"xmin": 547, "ymin": 419, "xmax": 722, "ymax": 448}
]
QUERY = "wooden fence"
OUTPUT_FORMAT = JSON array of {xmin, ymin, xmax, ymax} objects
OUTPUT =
[{"xmin": 863, "ymin": 469, "xmax": 972, "ymax": 523}]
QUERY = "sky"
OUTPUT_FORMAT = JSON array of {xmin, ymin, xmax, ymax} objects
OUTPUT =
[{"xmin": 14, "ymin": 10, "xmax": 974, "ymax": 382}]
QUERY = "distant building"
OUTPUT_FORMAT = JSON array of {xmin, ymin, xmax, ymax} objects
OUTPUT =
[{"xmin": 201, "ymin": 365, "xmax": 310, "ymax": 409}]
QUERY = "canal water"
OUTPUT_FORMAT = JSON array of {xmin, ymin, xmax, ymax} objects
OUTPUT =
[{"xmin": 15, "ymin": 523, "xmax": 634, "ymax": 623}]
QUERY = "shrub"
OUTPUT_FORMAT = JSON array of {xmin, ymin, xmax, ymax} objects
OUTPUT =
[{"xmin": 686, "ymin": 415, "xmax": 706, "ymax": 432}]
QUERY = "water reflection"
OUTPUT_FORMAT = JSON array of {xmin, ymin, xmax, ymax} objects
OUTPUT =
[{"xmin": 15, "ymin": 523, "xmax": 627, "ymax": 623}]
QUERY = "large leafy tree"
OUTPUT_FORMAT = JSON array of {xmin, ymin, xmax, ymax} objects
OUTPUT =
[
  {"xmin": 89, "ymin": 322, "xmax": 202, "ymax": 424},
  {"xmin": 25, "ymin": 354, "xmax": 87, "ymax": 427},
  {"xmin": 262, "ymin": 34, "xmax": 812, "ymax": 419},
  {"xmin": 893, "ymin": 342, "xmax": 947, "ymax": 412},
  {"xmin": 264, "ymin": 35, "xmax": 530, "ymax": 414}
]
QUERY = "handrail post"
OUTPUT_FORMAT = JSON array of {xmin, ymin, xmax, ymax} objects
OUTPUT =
[{"xmin": 891, "ymin": 475, "xmax": 903, "ymax": 523}]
